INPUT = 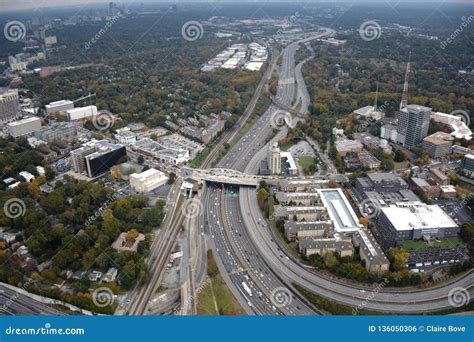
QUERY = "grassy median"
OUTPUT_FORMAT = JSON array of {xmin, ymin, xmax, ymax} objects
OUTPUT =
[{"xmin": 197, "ymin": 250, "xmax": 246, "ymax": 315}]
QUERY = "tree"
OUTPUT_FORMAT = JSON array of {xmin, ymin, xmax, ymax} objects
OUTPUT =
[
  {"xmin": 393, "ymin": 150, "xmax": 405, "ymax": 162},
  {"xmin": 388, "ymin": 248, "xmax": 409, "ymax": 271},
  {"xmin": 137, "ymin": 155, "xmax": 145, "ymax": 165},
  {"xmin": 257, "ymin": 188, "xmax": 269, "ymax": 210},
  {"xmin": 323, "ymin": 252, "xmax": 339, "ymax": 269}
]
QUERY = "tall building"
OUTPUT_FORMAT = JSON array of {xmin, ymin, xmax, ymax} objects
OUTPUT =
[
  {"xmin": 460, "ymin": 154, "xmax": 474, "ymax": 179},
  {"xmin": 267, "ymin": 142, "xmax": 281, "ymax": 174},
  {"xmin": 71, "ymin": 140, "xmax": 126, "ymax": 178},
  {"xmin": 396, "ymin": 105, "xmax": 431, "ymax": 148},
  {"xmin": 0, "ymin": 91, "xmax": 20, "ymax": 124}
]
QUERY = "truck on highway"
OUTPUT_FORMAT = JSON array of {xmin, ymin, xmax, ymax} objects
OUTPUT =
[{"xmin": 242, "ymin": 282, "xmax": 253, "ymax": 297}]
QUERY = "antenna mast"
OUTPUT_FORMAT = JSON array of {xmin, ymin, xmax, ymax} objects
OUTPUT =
[
  {"xmin": 374, "ymin": 79, "xmax": 379, "ymax": 111},
  {"xmin": 400, "ymin": 52, "xmax": 411, "ymax": 112}
]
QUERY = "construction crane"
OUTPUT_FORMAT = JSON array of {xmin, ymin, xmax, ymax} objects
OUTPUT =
[
  {"xmin": 399, "ymin": 52, "xmax": 411, "ymax": 112},
  {"xmin": 73, "ymin": 92, "xmax": 96, "ymax": 106}
]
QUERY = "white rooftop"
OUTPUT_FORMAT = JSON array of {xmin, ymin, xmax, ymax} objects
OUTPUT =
[{"xmin": 380, "ymin": 202, "xmax": 458, "ymax": 231}]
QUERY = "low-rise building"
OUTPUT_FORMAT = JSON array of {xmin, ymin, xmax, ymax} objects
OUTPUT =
[
  {"xmin": 429, "ymin": 168, "xmax": 449, "ymax": 185},
  {"xmin": 45, "ymin": 100, "xmax": 74, "ymax": 114},
  {"xmin": 34, "ymin": 122, "xmax": 77, "ymax": 143},
  {"xmin": 299, "ymin": 236, "xmax": 353, "ymax": 259},
  {"xmin": 374, "ymin": 201, "xmax": 463, "ymax": 266},
  {"xmin": 422, "ymin": 131, "xmax": 454, "ymax": 158},
  {"xmin": 66, "ymin": 105, "xmax": 98, "ymax": 121},
  {"xmin": 440, "ymin": 185, "xmax": 457, "ymax": 198},
  {"xmin": 273, "ymin": 205, "xmax": 328, "ymax": 221},
  {"xmin": 358, "ymin": 150, "xmax": 381, "ymax": 169},
  {"xmin": 352, "ymin": 230, "xmax": 389, "ymax": 274},
  {"xmin": 284, "ymin": 220, "xmax": 333, "ymax": 241},
  {"xmin": 460, "ymin": 154, "xmax": 474, "ymax": 179},
  {"xmin": 335, "ymin": 138, "xmax": 363, "ymax": 157},
  {"xmin": 411, "ymin": 177, "xmax": 441, "ymax": 199},
  {"xmin": 132, "ymin": 138, "xmax": 189, "ymax": 165},
  {"xmin": 129, "ymin": 168, "xmax": 168, "ymax": 193},
  {"xmin": 7, "ymin": 116, "xmax": 42, "ymax": 137},
  {"xmin": 275, "ymin": 192, "xmax": 321, "ymax": 206}
]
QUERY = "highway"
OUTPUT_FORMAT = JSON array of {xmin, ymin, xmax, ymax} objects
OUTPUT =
[
  {"xmin": 202, "ymin": 25, "xmax": 474, "ymax": 315},
  {"xmin": 204, "ymin": 184, "xmax": 316, "ymax": 315},
  {"xmin": 201, "ymin": 44, "xmax": 280, "ymax": 169},
  {"xmin": 201, "ymin": 30, "xmax": 334, "ymax": 315},
  {"xmin": 0, "ymin": 285, "xmax": 65, "ymax": 316}
]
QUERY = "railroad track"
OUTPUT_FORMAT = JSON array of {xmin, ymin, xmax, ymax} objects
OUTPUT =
[
  {"xmin": 127, "ymin": 198, "xmax": 185, "ymax": 315},
  {"xmin": 201, "ymin": 47, "xmax": 280, "ymax": 169}
]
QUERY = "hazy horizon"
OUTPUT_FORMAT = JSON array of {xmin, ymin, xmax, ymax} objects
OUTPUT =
[{"xmin": 1, "ymin": 0, "xmax": 472, "ymax": 13}]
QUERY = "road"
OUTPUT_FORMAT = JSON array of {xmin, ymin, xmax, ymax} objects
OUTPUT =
[
  {"xmin": 201, "ymin": 30, "xmax": 334, "ymax": 315},
  {"xmin": 201, "ymin": 45, "xmax": 280, "ymax": 169},
  {"xmin": 202, "ymin": 25, "xmax": 474, "ymax": 314},
  {"xmin": 0, "ymin": 284, "xmax": 66, "ymax": 316}
]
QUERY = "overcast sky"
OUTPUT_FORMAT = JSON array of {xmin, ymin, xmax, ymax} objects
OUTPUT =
[{"xmin": 0, "ymin": 0, "xmax": 471, "ymax": 12}]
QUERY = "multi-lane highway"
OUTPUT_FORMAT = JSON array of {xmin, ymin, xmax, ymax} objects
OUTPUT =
[
  {"xmin": 0, "ymin": 285, "xmax": 65, "ymax": 316},
  {"xmin": 202, "ymin": 26, "xmax": 474, "ymax": 315},
  {"xmin": 201, "ymin": 30, "xmax": 334, "ymax": 315}
]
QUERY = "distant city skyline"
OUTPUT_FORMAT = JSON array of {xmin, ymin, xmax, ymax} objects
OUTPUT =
[{"xmin": 1, "ymin": 0, "xmax": 471, "ymax": 13}]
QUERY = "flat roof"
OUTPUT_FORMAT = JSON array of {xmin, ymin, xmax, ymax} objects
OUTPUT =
[
  {"xmin": 380, "ymin": 202, "xmax": 458, "ymax": 231},
  {"xmin": 8, "ymin": 116, "xmax": 41, "ymax": 126},
  {"xmin": 317, "ymin": 188, "xmax": 361, "ymax": 233}
]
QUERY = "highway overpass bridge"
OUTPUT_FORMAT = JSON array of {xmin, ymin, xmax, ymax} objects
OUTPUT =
[{"xmin": 184, "ymin": 168, "xmax": 341, "ymax": 187}]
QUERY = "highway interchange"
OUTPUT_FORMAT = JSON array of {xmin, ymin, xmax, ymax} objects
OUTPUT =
[{"xmin": 201, "ymin": 26, "xmax": 474, "ymax": 315}]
